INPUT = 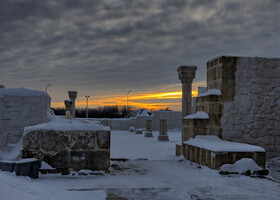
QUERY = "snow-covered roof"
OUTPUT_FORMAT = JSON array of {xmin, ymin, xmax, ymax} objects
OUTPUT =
[
  {"xmin": 0, "ymin": 88, "xmax": 49, "ymax": 98},
  {"xmin": 24, "ymin": 114, "xmax": 109, "ymax": 135},
  {"xmin": 185, "ymin": 135, "xmax": 265, "ymax": 152},
  {"xmin": 184, "ymin": 111, "xmax": 209, "ymax": 119},
  {"xmin": 197, "ymin": 89, "xmax": 221, "ymax": 97},
  {"xmin": 128, "ymin": 109, "xmax": 152, "ymax": 118}
]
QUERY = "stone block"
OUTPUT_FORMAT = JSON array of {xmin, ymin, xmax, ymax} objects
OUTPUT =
[
  {"xmin": 44, "ymin": 150, "xmax": 69, "ymax": 169},
  {"xmin": 144, "ymin": 132, "xmax": 153, "ymax": 137},
  {"xmin": 14, "ymin": 159, "xmax": 40, "ymax": 179},
  {"xmin": 182, "ymin": 143, "xmax": 266, "ymax": 169},
  {"xmin": 175, "ymin": 144, "xmax": 182, "ymax": 156},
  {"xmin": 0, "ymin": 131, "xmax": 8, "ymax": 148},
  {"xmin": 23, "ymin": 131, "xmax": 39, "ymax": 149},
  {"xmin": 70, "ymin": 151, "xmax": 110, "ymax": 171},
  {"xmin": 23, "ymin": 128, "xmax": 111, "ymax": 172},
  {"xmin": 157, "ymin": 135, "xmax": 169, "ymax": 141},
  {"xmin": 96, "ymin": 130, "xmax": 110, "ymax": 149},
  {"xmin": 70, "ymin": 132, "xmax": 95, "ymax": 150},
  {"xmin": 41, "ymin": 130, "xmax": 69, "ymax": 151},
  {"xmin": 0, "ymin": 161, "xmax": 15, "ymax": 172},
  {"xmin": 23, "ymin": 97, "xmax": 41, "ymax": 104},
  {"xmin": 135, "ymin": 129, "xmax": 143, "ymax": 134}
]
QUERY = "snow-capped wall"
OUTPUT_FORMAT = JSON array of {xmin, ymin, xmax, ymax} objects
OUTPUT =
[
  {"xmin": 221, "ymin": 57, "xmax": 280, "ymax": 159},
  {"xmin": 96, "ymin": 111, "xmax": 182, "ymax": 131},
  {"xmin": 0, "ymin": 88, "xmax": 50, "ymax": 148}
]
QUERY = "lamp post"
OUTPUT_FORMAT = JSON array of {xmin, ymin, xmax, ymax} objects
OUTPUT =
[
  {"xmin": 127, "ymin": 90, "xmax": 132, "ymax": 111},
  {"xmin": 45, "ymin": 84, "xmax": 51, "ymax": 93},
  {"xmin": 85, "ymin": 95, "xmax": 90, "ymax": 118}
]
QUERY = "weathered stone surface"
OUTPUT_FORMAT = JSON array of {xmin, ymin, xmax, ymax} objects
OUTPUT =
[
  {"xmin": 70, "ymin": 132, "xmax": 95, "ymax": 150},
  {"xmin": 23, "ymin": 128, "xmax": 111, "ymax": 171},
  {"xmin": 23, "ymin": 131, "xmax": 39, "ymax": 149},
  {"xmin": 0, "ymin": 89, "xmax": 50, "ymax": 149},
  {"xmin": 70, "ymin": 151, "xmax": 110, "ymax": 171},
  {"xmin": 97, "ymin": 131, "xmax": 110, "ymax": 149},
  {"xmin": 182, "ymin": 143, "xmax": 266, "ymax": 169},
  {"xmin": 221, "ymin": 56, "xmax": 280, "ymax": 159}
]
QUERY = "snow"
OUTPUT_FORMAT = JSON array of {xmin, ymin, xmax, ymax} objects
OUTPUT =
[
  {"xmin": 0, "ymin": 139, "xmax": 22, "ymax": 160},
  {"xmin": 41, "ymin": 161, "xmax": 55, "ymax": 170},
  {"xmin": 129, "ymin": 109, "xmax": 152, "ymax": 118},
  {"xmin": 184, "ymin": 111, "xmax": 209, "ymax": 119},
  {"xmin": 220, "ymin": 158, "xmax": 262, "ymax": 174},
  {"xmin": 185, "ymin": 135, "xmax": 265, "ymax": 152},
  {"xmin": 0, "ymin": 129, "xmax": 279, "ymax": 199},
  {"xmin": 14, "ymin": 158, "xmax": 38, "ymax": 164},
  {"xmin": 197, "ymin": 89, "xmax": 221, "ymax": 97},
  {"xmin": 0, "ymin": 88, "xmax": 49, "ymax": 98},
  {"xmin": 24, "ymin": 114, "xmax": 109, "ymax": 135}
]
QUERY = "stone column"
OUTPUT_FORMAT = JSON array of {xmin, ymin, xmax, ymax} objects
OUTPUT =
[
  {"xmin": 68, "ymin": 91, "xmax": 77, "ymax": 119},
  {"xmin": 64, "ymin": 100, "xmax": 72, "ymax": 113},
  {"xmin": 158, "ymin": 119, "xmax": 169, "ymax": 141},
  {"xmin": 144, "ymin": 120, "xmax": 153, "ymax": 137},
  {"xmin": 177, "ymin": 66, "xmax": 197, "ymax": 118}
]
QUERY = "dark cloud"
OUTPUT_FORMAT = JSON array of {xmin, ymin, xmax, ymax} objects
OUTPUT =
[{"xmin": 0, "ymin": 0, "xmax": 279, "ymax": 102}]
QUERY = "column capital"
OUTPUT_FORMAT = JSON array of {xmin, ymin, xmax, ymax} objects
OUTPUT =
[
  {"xmin": 177, "ymin": 66, "xmax": 197, "ymax": 83},
  {"xmin": 68, "ymin": 91, "xmax": 77, "ymax": 99}
]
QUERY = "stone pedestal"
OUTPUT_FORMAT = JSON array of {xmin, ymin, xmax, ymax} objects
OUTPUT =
[
  {"xmin": 135, "ymin": 129, "xmax": 143, "ymax": 134},
  {"xmin": 68, "ymin": 91, "xmax": 77, "ymax": 119},
  {"xmin": 144, "ymin": 120, "xmax": 153, "ymax": 137},
  {"xmin": 23, "ymin": 128, "xmax": 110, "ymax": 172},
  {"xmin": 177, "ymin": 66, "xmax": 197, "ymax": 118},
  {"xmin": 158, "ymin": 119, "xmax": 169, "ymax": 141}
]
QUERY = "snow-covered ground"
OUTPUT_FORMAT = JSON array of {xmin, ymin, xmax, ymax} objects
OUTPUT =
[{"xmin": 0, "ymin": 130, "xmax": 280, "ymax": 200}]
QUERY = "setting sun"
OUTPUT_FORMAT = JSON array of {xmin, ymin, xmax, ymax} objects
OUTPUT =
[{"xmin": 51, "ymin": 90, "xmax": 198, "ymax": 111}]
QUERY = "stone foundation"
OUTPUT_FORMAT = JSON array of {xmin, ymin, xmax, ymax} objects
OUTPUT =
[
  {"xmin": 182, "ymin": 143, "xmax": 265, "ymax": 169},
  {"xmin": 23, "ymin": 129, "xmax": 110, "ymax": 171}
]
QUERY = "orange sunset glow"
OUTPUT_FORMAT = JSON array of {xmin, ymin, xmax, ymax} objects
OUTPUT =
[{"xmin": 51, "ymin": 90, "xmax": 198, "ymax": 111}]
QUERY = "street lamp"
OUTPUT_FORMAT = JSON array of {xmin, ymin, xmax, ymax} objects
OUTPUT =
[
  {"xmin": 85, "ymin": 95, "xmax": 90, "ymax": 118},
  {"xmin": 127, "ymin": 90, "xmax": 132, "ymax": 111},
  {"xmin": 45, "ymin": 84, "xmax": 51, "ymax": 93}
]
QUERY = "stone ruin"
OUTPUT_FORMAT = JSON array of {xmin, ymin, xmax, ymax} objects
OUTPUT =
[
  {"xmin": 176, "ymin": 55, "xmax": 280, "ymax": 169},
  {"xmin": 0, "ymin": 87, "xmax": 50, "ymax": 149},
  {"xmin": 22, "ymin": 91, "xmax": 111, "ymax": 174},
  {"xmin": 0, "ymin": 88, "xmax": 110, "ymax": 177}
]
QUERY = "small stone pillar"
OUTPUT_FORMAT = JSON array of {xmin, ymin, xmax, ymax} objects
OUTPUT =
[
  {"xmin": 64, "ymin": 100, "xmax": 72, "ymax": 112},
  {"xmin": 158, "ymin": 119, "xmax": 169, "ymax": 141},
  {"xmin": 177, "ymin": 66, "xmax": 197, "ymax": 118},
  {"xmin": 68, "ymin": 91, "xmax": 77, "ymax": 119},
  {"xmin": 144, "ymin": 120, "xmax": 153, "ymax": 137}
]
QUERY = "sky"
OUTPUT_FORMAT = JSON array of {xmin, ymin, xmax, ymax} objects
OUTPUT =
[{"xmin": 0, "ymin": 0, "xmax": 279, "ymax": 111}]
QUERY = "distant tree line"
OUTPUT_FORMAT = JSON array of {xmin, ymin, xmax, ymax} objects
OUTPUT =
[{"xmin": 52, "ymin": 105, "xmax": 133, "ymax": 118}]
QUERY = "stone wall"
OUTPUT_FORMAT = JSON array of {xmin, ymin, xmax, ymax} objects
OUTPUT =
[
  {"xmin": 221, "ymin": 57, "xmax": 280, "ymax": 159},
  {"xmin": 23, "ymin": 129, "xmax": 110, "ymax": 171},
  {"xmin": 0, "ymin": 88, "xmax": 50, "ymax": 148}
]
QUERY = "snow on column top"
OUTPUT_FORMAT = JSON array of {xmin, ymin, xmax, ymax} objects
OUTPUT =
[
  {"xmin": 185, "ymin": 135, "xmax": 265, "ymax": 152},
  {"xmin": 184, "ymin": 111, "xmax": 209, "ymax": 119},
  {"xmin": 0, "ymin": 88, "xmax": 49, "ymax": 98},
  {"xmin": 197, "ymin": 89, "xmax": 221, "ymax": 97},
  {"xmin": 24, "ymin": 114, "xmax": 110, "ymax": 135}
]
